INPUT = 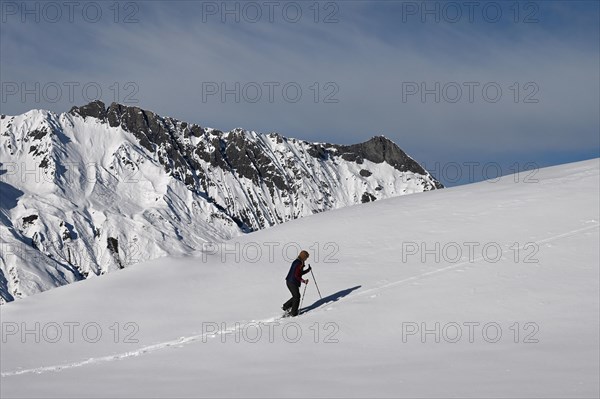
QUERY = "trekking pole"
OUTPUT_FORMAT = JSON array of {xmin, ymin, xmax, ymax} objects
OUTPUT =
[
  {"xmin": 300, "ymin": 283, "xmax": 308, "ymax": 310},
  {"xmin": 309, "ymin": 264, "xmax": 322, "ymax": 300}
]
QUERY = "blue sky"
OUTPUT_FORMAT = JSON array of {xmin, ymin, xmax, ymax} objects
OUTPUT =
[{"xmin": 1, "ymin": 0, "xmax": 598, "ymax": 186}]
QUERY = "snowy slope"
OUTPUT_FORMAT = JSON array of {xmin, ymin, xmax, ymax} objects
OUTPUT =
[
  {"xmin": 0, "ymin": 109, "xmax": 243, "ymax": 303},
  {"xmin": 1, "ymin": 159, "xmax": 598, "ymax": 398},
  {"xmin": 0, "ymin": 103, "xmax": 440, "ymax": 303}
]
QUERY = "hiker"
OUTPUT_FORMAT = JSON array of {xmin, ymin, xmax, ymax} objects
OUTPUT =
[{"xmin": 282, "ymin": 250, "xmax": 311, "ymax": 316}]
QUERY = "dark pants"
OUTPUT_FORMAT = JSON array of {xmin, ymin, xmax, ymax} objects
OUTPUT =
[{"xmin": 283, "ymin": 281, "xmax": 301, "ymax": 316}]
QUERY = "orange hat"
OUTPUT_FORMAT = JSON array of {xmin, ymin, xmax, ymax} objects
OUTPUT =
[{"xmin": 298, "ymin": 250, "xmax": 309, "ymax": 261}]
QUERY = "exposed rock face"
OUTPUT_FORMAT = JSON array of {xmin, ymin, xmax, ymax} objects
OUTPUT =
[
  {"xmin": 70, "ymin": 101, "xmax": 442, "ymax": 230},
  {"xmin": 336, "ymin": 136, "xmax": 436, "ymax": 178}
]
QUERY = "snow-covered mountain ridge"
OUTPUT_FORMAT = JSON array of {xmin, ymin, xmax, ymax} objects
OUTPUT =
[{"xmin": 0, "ymin": 101, "xmax": 441, "ymax": 303}]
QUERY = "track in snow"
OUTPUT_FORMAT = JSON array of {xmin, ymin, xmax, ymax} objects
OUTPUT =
[{"xmin": 2, "ymin": 223, "xmax": 597, "ymax": 378}]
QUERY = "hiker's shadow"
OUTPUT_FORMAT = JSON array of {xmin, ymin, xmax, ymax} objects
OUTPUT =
[{"xmin": 301, "ymin": 285, "xmax": 361, "ymax": 313}]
